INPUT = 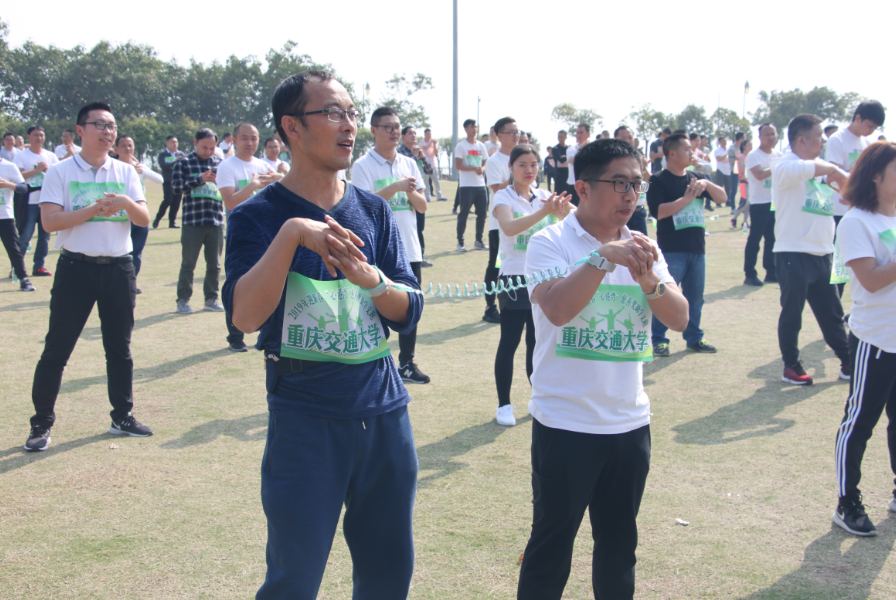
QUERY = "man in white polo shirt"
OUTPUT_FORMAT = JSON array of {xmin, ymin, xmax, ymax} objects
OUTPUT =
[
  {"xmin": 24, "ymin": 102, "xmax": 153, "ymax": 452},
  {"xmin": 1, "ymin": 132, "xmax": 18, "ymax": 162},
  {"xmin": 518, "ymin": 139, "xmax": 688, "ymax": 599},
  {"xmin": 15, "ymin": 125, "xmax": 59, "ymax": 277},
  {"xmin": 772, "ymin": 114, "xmax": 851, "ymax": 386},
  {"xmin": 454, "ymin": 119, "xmax": 489, "ymax": 252},
  {"xmin": 743, "ymin": 123, "xmax": 782, "ymax": 286},
  {"xmin": 54, "ymin": 129, "xmax": 81, "ymax": 161},
  {"xmin": 565, "ymin": 123, "xmax": 592, "ymax": 207},
  {"xmin": 352, "ymin": 106, "xmax": 430, "ymax": 385}
]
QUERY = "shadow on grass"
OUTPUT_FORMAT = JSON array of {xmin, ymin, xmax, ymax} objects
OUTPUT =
[
  {"xmin": 739, "ymin": 516, "xmax": 896, "ymax": 599},
  {"xmin": 0, "ymin": 299, "xmax": 50, "ymax": 312},
  {"xmin": 672, "ymin": 340, "xmax": 838, "ymax": 445},
  {"xmin": 58, "ymin": 348, "xmax": 232, "ymax": 395},
  {"xmin": 416, "ymin": 320, "xmax": 497, "ymax": 345},
  {"xmin": 416, "ymin": 415, "xmax": 532, "ymax": 488},
  {"xmin": 643, "ymin": 350, "xmax": 691, "ymax": 381},
  {"xmin": 0, "ymin": 434, "xmax": 109, "ymax": 475},
  {"xmin": 160, "ymin": 412, "xmax": 268, "ymax": 449},
  {"xmin": 703, "ymin": 282, "xmax": 766, "ymax": 305},
  {"xmin": 80, "ymin": 311, "xmax": 181, "ymax": 341}
]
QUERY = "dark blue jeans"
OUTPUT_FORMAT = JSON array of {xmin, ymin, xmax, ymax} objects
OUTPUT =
[
  {"xmin": 18, "ymin": 203, "xmax": 50, "ymax": 270},
  {"xmin": 628, "ymin": 207, "xmax": 648, "ymax": 235},
  {"xmin": 256, "ymin": 405, "xmax": 418, "ymax": 600},
  {"xmin": 130, "ymin": 223, "xmax": 149, "ymax": 276},
  {"xmin": 651, "ymin": 251, "xmax": 705, "ymax": 346}
]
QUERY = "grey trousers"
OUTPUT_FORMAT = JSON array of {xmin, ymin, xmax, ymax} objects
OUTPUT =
[{"xmin": 177, "ymin": 224, "xmax": 223, "ymax": 301}]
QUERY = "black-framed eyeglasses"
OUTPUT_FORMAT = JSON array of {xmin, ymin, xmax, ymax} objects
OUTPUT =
[
  {"xmin": 83, "ymin": 121, "xmax": 118, "ymax": 132},
  {"xmin": 373, "ymin": 124, "xmax": 402, "ymax": 134},
  {"xmin": 290, "ymin": 108, "xmax": 361, "ymax": 123},
  {"xmin": 582, "ymin": 179, "xmax": 649, "ymax": 194},
  {"xmin": 499, "ymin": 130, "xmax": 520, "ymax": 136}
]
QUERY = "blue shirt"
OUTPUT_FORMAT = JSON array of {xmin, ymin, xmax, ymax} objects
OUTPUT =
[{"xmin": 222, "ymin": 181, "xmax": 423, "ymax": 419}]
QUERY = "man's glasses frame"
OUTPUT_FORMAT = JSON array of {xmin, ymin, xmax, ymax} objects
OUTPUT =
[
  {"xmin": 290, "ymin": 108, "xmax": 361, "ymax": 123},
  {"xmin": 582, "ymin": 179, "xmax": 650, "ymax": 194},
  {"xmin": 82, "ymin": 122, "xmax": 117, "ymax": 132}
]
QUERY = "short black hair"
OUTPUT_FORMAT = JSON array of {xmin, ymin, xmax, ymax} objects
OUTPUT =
[
  {"xmin": 195, "ymin": 128, "xmax": 218, "ymax": 142},
  {"xmin": 2, "ymin": 132, "xmax": 13, "ymax": 139},
  {"xmin": 787, "ymin": 114, "xmax": 822, "ymax": 146},
  {"xmin": 424, "ymin": 128, "xmax": 431, "ymax": 133},
  {"xmin": 661, "ymin": 127, "xmax": 673, "ymax": 136},
  {"xmin": 758, "ymin": 123, "xmax": 774, "ymax": 137},
  {"xmin": 26, "ymin": 125, "xmax": 44, "ymax": 135},
  {"xmin": 114, "ymin": 135, "xmax": 133, "ymax": 146},
  {"xmin": 371, "ymin": 106, "xmax": 398, "ymax": 127},
  {"xmin": 824, "ymin": 125, "xmax": 839, "ymax": 135},
  {"xmin": 575, "ymin": 138, "xmax": 641, "ymax": 182},
  {"xmin": 76, "ymin": 102, "xmax": 113, "ymax": 126},
  {"xmin": 558, "ymin": 129, "xmax": 567, "ymax": 135},
  {"xmin": 740, "ymin": 140, "xmax": 748, "ymax": 153},
  {"xmin": 62, "ymin": 129, "xmax": 75, "ymax": 135},
  {"xmin": 165, "ymin": 135, "xmax": 177, "ymax": 142},
  {"xmin": 577, "ymin": 123, "xmax": 591, "ymax": 134},
  {"xmin": 613, "ymin": 125, "xmax": 632, "ymax": 138},
  {"xmin": 735, "ymin": 131, "xmax": 745, "ymax": 141},
  {"xmin": 689, "ymin": 133, "xmax": 699, "ymax": 141},
  {"xmin": 263, "ymin": 137, "xmax": 278, "ymax": 146},
  {"xmin": 717, "ymin": 136, "xmax": 726, "ymax": 143},
  {"xmin": 663, "ymin": 133, "xmax": 689, "ymax": 157},
  {"xmin": 401, "ymin": 125, "xmax": 415, "ymax": 136},
  {"xmin": 672, "ymin": 128, "xmax": 687, "ymax": 135},
  {"xmin": 272, "ymin": 69, "xmax": 336, "ymax": 142},
  {"xmin": 223, "ymin": 132, "xmax": 232, "ymax": 138},
  {"xmin": 494, "ymin": 116, "xmax": 516, "ymax": 134},
  {"xmin": 854, "ymin": 100, "xmax": 886, "ymax": 127},
  {"xmin": 463, "ymin": 119, "xmax": 476, "ymax": 129}
]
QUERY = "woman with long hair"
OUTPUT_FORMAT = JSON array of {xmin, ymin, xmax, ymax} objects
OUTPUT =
[{"xmin": 491, "ymin": 144, "xmax": 572, "ymax": 426}]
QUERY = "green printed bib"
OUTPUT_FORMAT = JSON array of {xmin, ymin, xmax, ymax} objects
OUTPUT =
[
  {"xmin": 280, "ymin": 273, "xmax": 390, "ymax": 364},
  {"xmin": 878, "ymin": 228, "xmax": 896, "ymax": 256},
  {"xmin": 802, "ymin": 179, "xmax": 834, "ymax": 216},
  {"xmin": 193, "ymin": 181, "xmax": 222, "ymax": 201},
  {"xmin": 375, "ymin": 177, "xmax": 411, "ymax": 211},
  {"xmin": 69, "ymin": 181, "xmax": 128, "ymax": 221},
  {"xmin": 237, "ymin": 179, "xmax": 259, "ymax": 198},
  {"xmin": 764, "ymin": 178, "xmax": 772, "ymax": 189},
  {"xmin": 0, "ymin": 188, "xmax": 10, "ymax": 206},
  {"xmin": 513, "ymin": 212, "xmax": 557, "ymax": 250},
  {"xmin": 847, "ymin": 151, "xmax": 861, "ymax": 171},
  {"xmin": 673, "ymin": 198, "xmax": 706, "ymax": 230},
  {"xmin": 556, "ymin": 284, "xmax": 652, "ymax": 362},
  {"xmin": 830, "ymin": 242, "xmax": 850, "ymax": 284},
  {"xmin": 465, "ymin": 149, "xmax": 483, "ymax": 167},
  {"xmin": 28, "ymin": 172, "xmax": 44, "ymax": 187},
  {"xmin": 164, "ymin": 155, "xmax": 177, "ymax": 164}
]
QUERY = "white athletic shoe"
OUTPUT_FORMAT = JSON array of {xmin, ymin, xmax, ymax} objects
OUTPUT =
[
  {"xmin": 889, "ymin": 497, "xmax": 896, "ymax": 513},
  {"xmin": 496, "ymin": 405, "xmax": 517, "ymax": 427}
]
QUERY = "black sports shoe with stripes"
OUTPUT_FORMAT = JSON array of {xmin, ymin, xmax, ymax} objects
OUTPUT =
[{"xmin": 833, "ymin": 495, "xmax": 877, "ymax": 537}]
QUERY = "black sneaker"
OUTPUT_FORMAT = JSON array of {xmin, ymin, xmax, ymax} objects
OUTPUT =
[
  {"xmin": 482, "ymin": 306, "xmax": 501, "ymax": 324},
  {"xmin": 19, "ymin": 278, "xmax": 36, "ymax": 292},
  {"xmin": 421, "ymin": 259, "xmax": 433, "ymax": 268},
  {"xmin": 833, "ymin": 496, "xmax": 877, "ymax": 537},
  {"xmin": 839, "ymin": 363, "xmax": 852, "ymax": 381},
  {"xmin": 229, "ymin": 340, "xmax": 249, "ymax": 352},
  {"xmin": 653, "ymin": 343, "xmax": 670, "ymax": 357},
  {"xmin": 24, "ymin": 425, "xmax": 52, "ymax": 452},
  {"xmin": 109, "ymin": 413, "xmax": 153, "ymax": 437},
  {"xmin": 399, "ymin": 361, "xmax": 431, "ymax": 384},
  {"xmin": 744, "ymin": 275, "xmax": 764, "ymax": 287},
  {"xmin": 764, "ymin": 274, "xmax": 778, "ymax": 283},
  {"xmin": 152, "ymin": 218, "xmax": 160, "ymax": 229},
  {"xmin": 687, "ymin": 340, "xmax": 717, "ymax": 353}
]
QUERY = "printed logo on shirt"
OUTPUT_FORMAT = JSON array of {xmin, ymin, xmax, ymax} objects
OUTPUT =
[
  {"xmin": 831, "ymin": 242, "xmax": 850, "ymax": 284},
  {"xmin": 281, "ymin": 273, "xmax": 390, "ymax": 365},
  {"xmin": 878, "ymin": 228, "xmax": 896, "ymax": 256},
  {"xmin": 513, "ymin": 212, "xmax": 557, "ymax": 250},
  {"xmin": 673, "ymin": 199, "xmax": 706, "ymax": 230},
  {"xmin": 28, "ymin": 172, "xmax": 44, "ymax": 187},
  {"xmin": 0, "ymin": 188, "xmax": 10, "ymax": 206},
  {"xmin": 375, "ymin": 178, "xmax": 411, "ymax": 211},
  {"xmin": 802, "ymin": 179, "xmax": 834, "ymax": 216},
  {"xmin": 465, "ymin": 150, "xmax": 483, "ymax": 167},
  {"xmin": 556, "ymin": 284, "xmax": 652, "ymax": 362},
  {"xmin": 237, "ymin": 179, "xmax": 259, "ymax": 197},
  {"xmin": 764, "ymin": 178, "xmax": 772, "ymax": 189},
  {"xmin": 69, "ymin": 181, "xmax": 129, "ymax": 221},
  {"xmin": 192, "ymin": 182, "xmax": 222, "ymax": 201},
  {"xmin": 847, "ymin": 151, "xmax": 861, "ymax": 171},
  {"xmin": 164, "ymin": 156, "xmax": 177, "ymax": 164}
]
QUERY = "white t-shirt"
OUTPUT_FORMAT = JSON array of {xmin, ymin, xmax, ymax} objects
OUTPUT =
[
  {"xmin": 825, "ymin": 128, "xmax": 870, "ymax": 217},
  {"xmin": 14, "ymin": 148, "xmax": 59, "ymax": 204},
  {"xmin": 485, "ymin": 141, "xmax": 499, "ymax": 155},
  {"xmin": 455, "ymin": 139, "xmax": 488, "ymax": 188},
  {"xmin": 218, "ymin": 141, "xmax": 232, "ymax": 153},
  {"xmin": 135, "ymin": 163, "xmax": 164, "ymax": 187},
  {"xmin": 0, "ymin": 158, "xmax": 25, "ymax": 220},
  {"xmin": 493, "ymin": 186, "xmax": 553, "ymax": 276},
  {"xmin": 525, "ymin": 213, "xmax": 674, "ymax": 435},
  {"xmin": 351, "ymin": 149, "xmax": 424, "ymax": 263},
  {"xmin": 714, "ymin": 146, "xmax": 731, "ymax": 175},
  {"xmin": 0, "ymin": 147, "xmax": 18, "ymax": 162},
  {"xmin": 419, "ymin": 139, "xmax": 439, "ymax": 168},
  {"xmin": 484, "ymin": 151, "xmax": 511, "ymax": 231},
  {"xmin": 262, "ymin": 156, "xmax": 288, "ymax": 173},
  {"xmin": 54, "ymin": 144, "xmax": 82, "ymax": 160},
  {"xmin": 838, "ymin": 208, "xmax": 896, "ymax": 352},
  {"xmin": 40, "ymin": 154, "xmax": 146, "ymax": 257},
  {"xmin": 772, "ymin": 151, "xmax": 835, "ymax": 255},
  {"xmin": 216, "ymin": 155, "xmax": 272, "ymax": 203},
  {"xmin": 744, "ymin": 148, "xmax": 782, "ymax": 205},
  {"xmin": 214, "ymin": 147, "xmax": 225, "ymax": 159},
  {"xmin": 566, "ymin": 144, "xmax": 580, "ymax": 186}
]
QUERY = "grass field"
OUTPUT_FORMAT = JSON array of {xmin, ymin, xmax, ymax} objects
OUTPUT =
[{"xmin": 1, "ymin": 179, "xmax": 895, "ymax": 599}]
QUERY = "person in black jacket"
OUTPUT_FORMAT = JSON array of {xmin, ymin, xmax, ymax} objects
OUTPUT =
[{"xmin": 153, "ymin": 135, "xmax": 185, "ymax": 228}]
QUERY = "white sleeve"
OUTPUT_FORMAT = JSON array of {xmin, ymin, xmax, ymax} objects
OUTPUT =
[
  {"xmin": 38, "ymin": 163, "xmax": 65, "ymax": 206},
  {"xmin": 837, "ymin": 216, "xmax": 877, "ymax": 264},
  {"xmin": 526, "ymin": 231, "xmax": 570, "ymax": 297},
  {"xmin": 13, "ymin": 154, "xmax": 25, "ymax": 170},
  {"xmin": 652, "ymin": 247, "xmax": 675, "ymax": 284},
  {"xmin": 492, "ymin": 188, "xmax": 513, "ymax": 211},
  {"xmin": 2, "ymin": 162, "xmax": 25, "ymax": 184},
  {"xmin": 215, "ymin": 160, "xmax": 237, "ymax": 189},
  {"xmin": 127, "ymin": 166, "xmax": 146, "ymax": 203},
  {"xmin": 55, "ymin": 146, "xmax": 67, "ymax": 159},
  {"xmin": 825, "ymin": 137, "xmax": 846, "ymax": 168},
  {"xmin": 140, "ymin": 165, "xmax": 164, "ymax": 185},
  {"xmin": 351, "ymin": 159, "xmax": 373, "ymax": 193},
  {"xmin": 777, "ymin": 158, "xmax": 816, "ymax": 187},
  {"xmin": 744, "ymin": 152, "xmax": 759, "ymax": 171},
  {"xmin": 47, "ymin": 152, "xmax": 59, "ymax": 166},
  {"xmin": 484, "ymin": 157, "xmax": 506, "ymax": 185}
]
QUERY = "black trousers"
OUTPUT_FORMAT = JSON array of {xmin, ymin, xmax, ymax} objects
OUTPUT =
[
  {"xmin": 397, "ymin": 261, "xmax": 422, "ymax": 366},
  {"xmin": 744, "ymin": 204, "xmax": 776, "ymax": 279},
  {"xmin": 0, "ymin": 218, "xmax": 27, "ymax": 279},
  {"xmin": 457, "ymin": 187, "xmax": 487, "ymax": 245},
  {"xmin": 485, "ymin": 229, "xmax": 500, "ymax": 309},
  {"xmin": 836, "ymin": 332, "xmax": 896, "ymax": 500},
  {"xmin": 775, "ymin": 251, "xmax": 849, "ymax": 366},
  {"xmin": 627, "ymin": 207, "xmax": 648, "ymax": 235},
  {"xmin": 155, "ymin": 182, "xmax": 182, "ymax": 225},
  {"xmin": 494, "ymin": 306, "xmax": 534, "ymax": 406},
  {"xmin": 518, "ymin": 421, "xmax": 651, "ymax": 600},
  {"xmin": 416, "ymin": 208, "xmax": 425, "ymax": 256},
  {"xmin": 31, "ymin": 254, "xmax": 137, "ymax": 428}
]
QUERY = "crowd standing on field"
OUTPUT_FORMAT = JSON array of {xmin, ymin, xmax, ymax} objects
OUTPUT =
[{"xmin": 4, "ymin": 70, "xmax": 895, "ymax": 599}]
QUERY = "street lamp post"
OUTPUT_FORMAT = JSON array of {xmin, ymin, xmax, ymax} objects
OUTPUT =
[{"xmin": 452, "ymin": 0, "xmax": 459, "ymax": 181}]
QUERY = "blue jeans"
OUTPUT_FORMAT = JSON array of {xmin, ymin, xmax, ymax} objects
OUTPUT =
[
  {"xmin": 19, "ymin": 204, "xmax": 50, "ymax": 270},
  {"xmin": 256, "ymin": 405, "xmax": 417, "ymax": 600},
  {"xmin": 130, "ymin": 223, "xmax": 149, "ymax": 276},
  {"xmin": 651, "ymin": 252, "xmax": 705, "ymax": 346}
]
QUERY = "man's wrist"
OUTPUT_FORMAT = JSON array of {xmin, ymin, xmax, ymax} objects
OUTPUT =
[{"xmin": 640, "ymin": 272, "xmax": 661, "ymax": 293}]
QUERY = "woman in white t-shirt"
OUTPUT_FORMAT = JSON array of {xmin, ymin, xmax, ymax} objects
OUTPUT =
[
  {"xmin": 832, "ymin": 141, "xmax": 896, "ymax": 537},
  {"xmin": 115, "ymin": 135, "xmax": 163, "ymax": 293},
  {"xmin": 491, "ymin": 144, "xmax": 573, "ymax": 426}
]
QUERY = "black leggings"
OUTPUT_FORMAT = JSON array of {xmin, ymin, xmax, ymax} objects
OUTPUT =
[
  {"xmin": 485, "ymin": 229, "xmax": 500, "ymax": 308},
  {"xmin": 494, "ymin": 308, "xmax": 535, "ymax": 407},
  {"xmin": 0, "ymin": 218, "xmax": 27, "ymax": 279}
]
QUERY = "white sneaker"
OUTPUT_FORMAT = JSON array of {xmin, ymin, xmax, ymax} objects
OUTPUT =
[
  {"xmin": 496, "ymin": 405, "xmax": 517, "ymax": 427},
  {"xmin": 889, "ymin": 497, "xmax": 896, "ymax": 513},
  {"xmin": 456, "ymin": 244, "xmax": 467, "ymax": 252}
]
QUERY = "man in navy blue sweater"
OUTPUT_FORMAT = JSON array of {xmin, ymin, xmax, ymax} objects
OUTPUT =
[{"xmin": 223, "ymin": 71, "xmax": 423, "ymax": 599}]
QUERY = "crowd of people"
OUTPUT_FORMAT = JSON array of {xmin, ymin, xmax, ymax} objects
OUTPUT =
[{"xmin": 3, "ymin": 71, "xmax": 895, "ymax": 599}]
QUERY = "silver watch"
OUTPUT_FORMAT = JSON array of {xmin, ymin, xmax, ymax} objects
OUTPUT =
[
  {"xmin": 586, "ymin": 251, "xmax": 616, "ymax": 273},
  {"xmin": 645, "ymin": 281, "xmax": 666, "ymax": 300}
]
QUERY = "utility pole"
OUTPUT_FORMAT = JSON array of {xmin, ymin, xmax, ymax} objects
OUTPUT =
[{"xmin": 451, "ymin": 0, "xmax": 459, "ymax": 181}]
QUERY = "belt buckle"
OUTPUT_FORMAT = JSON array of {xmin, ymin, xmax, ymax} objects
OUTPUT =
[{"xmin": 97, "ymin": 256, "xmax": 111, "ymax": 265}]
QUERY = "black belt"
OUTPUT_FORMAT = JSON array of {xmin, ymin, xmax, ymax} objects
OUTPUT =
[
  {"xmin": 265, "ymin": 353, "xmax": 322, "ymax": 375},
  {"xmin": 61, "ymin": 249, "xmax": 133, "ymax": 264}
]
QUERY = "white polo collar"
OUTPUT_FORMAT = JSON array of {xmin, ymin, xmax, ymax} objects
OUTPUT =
[
  {"xmin": 73, "ymin": 153, "xmax": 112, "ymax": 172},
  {"xmin": 565, "ymin": 211, "xmax": 630, "ymax": 243}
]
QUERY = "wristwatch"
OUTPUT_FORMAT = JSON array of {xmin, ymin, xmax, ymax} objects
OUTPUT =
[
  {"xmin": 363, "ymin": 266, "xmax": 392, "ymax": 297},
  {"xmin": 586, "ymin": 251, "xmax": 616, "ymax": 273},
  {"xmin": 645, "ymin": 281, "xmax": 666, "ymax": 300}
]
